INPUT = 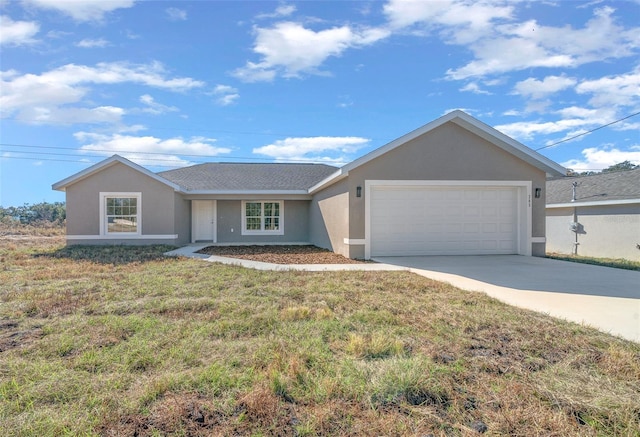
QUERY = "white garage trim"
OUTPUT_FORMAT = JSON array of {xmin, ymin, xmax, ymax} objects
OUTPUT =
[{"xmin": 364, "ymin": 180, "xmax": 532, "ymax": 259}]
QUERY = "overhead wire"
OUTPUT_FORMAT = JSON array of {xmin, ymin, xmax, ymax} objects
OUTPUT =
[{"xmin": 535, "ymin": 110, "xmax": 640, "ymax": 151}]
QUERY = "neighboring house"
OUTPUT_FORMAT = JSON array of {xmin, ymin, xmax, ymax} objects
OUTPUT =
[
  {"xmin": 546, "ymin": 168, "xmax": 640, "ymax": 261},
  {"xmin": 53, "ymin": 110, "xmax": 565, "ymax": 259}
]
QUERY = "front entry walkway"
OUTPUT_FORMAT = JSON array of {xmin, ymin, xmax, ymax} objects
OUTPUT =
[{"xmin": 374, "ymin": 255, "xmax": 640, "ymax": 343}]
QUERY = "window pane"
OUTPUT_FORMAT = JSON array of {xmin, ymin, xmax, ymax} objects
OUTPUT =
[
  {"xmin": 105, "ymin": 197, "xmax": 138, "ymax": 233},
  {"xmin": 246, "ymin": 217, "xmax": 261, "ymax": 230},
  {"xmin": 246, "ymin": 202, "xmax": 261, "ymax": 217},
  {"xmin": 107, "ymin": 216, "xmax": 137, "ymax": 233}
]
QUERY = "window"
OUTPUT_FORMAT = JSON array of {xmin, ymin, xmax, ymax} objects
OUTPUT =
[
  {"xmin": 242, "ymin": 201, "xmax": 283, "ymax": 235},
  {"xmin": 100, "ymin": 193, "xmax": 141, "ymax": 235}
]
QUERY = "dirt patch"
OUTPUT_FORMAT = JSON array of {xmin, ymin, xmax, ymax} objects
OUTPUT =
[
  {"xmin": 196, "ymin": 245, "xmax": 368, "ymax": 264},
  {"xmin": 0, "ymin": 320, "xmax": 43, "ymax": 353}
]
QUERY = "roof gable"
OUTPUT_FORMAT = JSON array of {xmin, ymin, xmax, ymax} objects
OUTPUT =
[
  {"xmin": 310, "ymin": 110, "xmax": 566, "ymax": 193},
  {"xmin": 52, "ymin": 155, "xmax": 181, "ymax": 192},
  {"xmin": 546, "ymin": 168, "xmax": 640, "ymax": 205}
]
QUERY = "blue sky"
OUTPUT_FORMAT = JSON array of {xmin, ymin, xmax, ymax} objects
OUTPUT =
[{"xmin": 1, "ymin": 0, "xmax": 639, "ymax": 207}]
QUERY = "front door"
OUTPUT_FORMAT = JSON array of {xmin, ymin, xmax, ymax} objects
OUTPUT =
[{"xmin": 192, "ymin": 200, "xmax": 216, "ymax": 243}]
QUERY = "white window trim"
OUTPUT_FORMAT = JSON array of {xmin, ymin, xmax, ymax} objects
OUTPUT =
[
  {"xmin": 241, "ymin": 200, "xmax": 284, "ymax": 236},
  {"xmin": 100, "ymin": 192, "xmax": 142, "ymax": 237}
]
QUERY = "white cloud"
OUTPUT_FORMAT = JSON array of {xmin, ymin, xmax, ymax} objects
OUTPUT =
[
  {"xmin": 234, "ymin": 22, "xmax": 390, "ymax": 81},
  {"xmin": 23, "ymin": 0, "xmax": 135, "ymax": 22},
  {"xmin": 212, "ymin": 84, "xmax": 239, "ymax": 106},
  {"xmin": 17, "ymin": 105, "xmax": 124, "ymax": 125},
  {"xmin": 0, "ymin": 15, "xmax": 39, "ymax": 46},
  {"xmin": 576, "ymin": 67, "xmax": 640, "ymax": 108},
  {"xmin": 447, "ymin": 6, "xmax": 639, "ymax": 79},
  {"xmin": 513, "ymin": 75, "xmax": 577, "ymax": 99},
  {"xmin": 460, "ymin": 82, "xmax": 491, "ymax": 95},
  {"xmin": 253, "ymin": 136, "xmax": 369, "ymax": 162},
  {"xmin": 1, "ymin": 62, "xmax": 203, "ymax": 124},
  {"xmin": 75, "ymin": 38, "xmax": 109, "ymax": 48},
  {"xmin": 139, "ymin": 94, "xmax": 178, "ymax": 115},
  {"xmin": 166, "ymin": 7, "xmax": 187, "ymax": 21},
  {"xmin": 74, "ymin": 132, "xmax": 231, "ymax": 167},
  {"xmin": 257, "ymin": 4, "xmax": 296, "ymax": 19},
  {"xmin": 384, "ymin": 0, "xmax": 513, "ymax": 43},
  {"xmin": 562, "ymin": 145, "xmax": 640, "ymax": 172}
]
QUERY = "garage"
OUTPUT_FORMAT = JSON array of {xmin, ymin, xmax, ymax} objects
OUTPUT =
[{"xmin": 369, "ymin": 183, "xmax": 522, "ymax": 256}]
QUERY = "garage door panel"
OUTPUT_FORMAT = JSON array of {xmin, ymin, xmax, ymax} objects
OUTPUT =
[{"xmin": 371, "ymin": 185, "xmax": 519, "ymax": 256}]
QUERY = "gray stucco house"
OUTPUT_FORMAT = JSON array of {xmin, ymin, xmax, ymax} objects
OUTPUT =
[
  {"xmin": 546, "ymin": 168, "xmax": 640, "ymax": 261},
  {"xmin": 53, "ymin": 110, "xmax": 566, "ymax": 259}
]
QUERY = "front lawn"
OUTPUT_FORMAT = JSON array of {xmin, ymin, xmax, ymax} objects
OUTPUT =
[{"xmin": 1, "ymin": 238, "xmax": 639, "ymax": 436}]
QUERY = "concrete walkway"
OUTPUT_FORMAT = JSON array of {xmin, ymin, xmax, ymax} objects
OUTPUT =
[
  {"xmin": 166, "ymin": 245, "xmax": 639, "ymax": 343},
  {"xmin": 164, "ymin": 244, "xmax": 406, "ymax": 272},
  {"xmin": 375, "ymin": 256, "xmax": 640, "ymax": 343}
]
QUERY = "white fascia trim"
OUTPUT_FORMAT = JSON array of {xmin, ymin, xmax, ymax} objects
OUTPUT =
[
  {"xmin": 67, "ymin": 234, "xmax": 178, "ymax": 240},
  {"xmin": 343, "ymin": 238, "xmax": 366, "ymax": 245},
  {"xmin": 546, "ymin": 198, "xmax": 640, "ymax": 208},
  {"xmin": 449, "ymin": 114, "xmax": 566, "ymax": 177},
  {"xmin": 308, "ymin": 169, "xmax": 347, "ymax": 194},
  {"xmin": 364, "ymin": 180, "xmax": 533, "ymax": 259},
  {"xmin": 186, "ymin": 189, "xmax": 309, "ymax": 195},
  {"xmin": 52, "ymin": 155, "xmax": 182, "ymax": 192},
  {"xmin": 317, "ymin": 111, "xmax": 564, "ymax": 194}
]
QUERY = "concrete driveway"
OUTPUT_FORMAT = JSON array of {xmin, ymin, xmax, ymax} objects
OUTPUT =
[{"xmin": 374, "ymin": 255, "xmax": 640, "ymax": 343}]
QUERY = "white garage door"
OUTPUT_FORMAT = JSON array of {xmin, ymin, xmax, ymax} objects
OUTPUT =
[{"xmin": 370, "ymin": 185, "xmax": 519, "ymax": 256}]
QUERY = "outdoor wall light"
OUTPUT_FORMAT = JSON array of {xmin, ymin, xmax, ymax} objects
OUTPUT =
[
  {"xmin": 356, "ymin": 186, "xmax": 362, "ymax": 197},
  {"xmin": 534, "ymin": 187, "xmax": 541, "ymax": 198}
]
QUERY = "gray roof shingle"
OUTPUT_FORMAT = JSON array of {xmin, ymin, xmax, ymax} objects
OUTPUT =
[
  {"xmin": 157, "ymin": 162, "xmax": 338, "ymax": 191},
  {"xmin": 546, "ymin": 168, "xmax": 640, "ymax": 204}
]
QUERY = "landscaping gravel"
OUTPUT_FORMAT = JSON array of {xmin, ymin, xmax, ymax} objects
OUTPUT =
[{"xmin": 196, "ymin": 245, "xmax": 366, "ymax": 264}]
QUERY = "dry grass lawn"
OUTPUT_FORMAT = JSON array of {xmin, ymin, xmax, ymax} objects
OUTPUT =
[{"xmin": 1, "ymin": 233, "xmax": 639, "ymax": 436}]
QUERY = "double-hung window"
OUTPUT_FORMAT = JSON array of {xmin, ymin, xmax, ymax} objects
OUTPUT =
[
  {"xmin": 242, "ymin": 201, "xmax": 283, "ymax": 235},
  {"xmin": 100, "ymin": 192, "xmax": 141, "ymax": 235}
]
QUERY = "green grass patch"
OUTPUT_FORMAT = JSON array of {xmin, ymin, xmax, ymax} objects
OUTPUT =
[
  {"xmin": 546, "ymin": 252, "xmax": 640, "ymax": 271},
  {"xmin": 1, "ymin": 239, "xmax": 639, "ymax": 436}
]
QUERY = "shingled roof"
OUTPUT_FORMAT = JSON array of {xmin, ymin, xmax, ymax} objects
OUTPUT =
[
  {"xmin": 157, "ymin": 162, "xmax": 338, "ymax": 191},
  {"xmin": 546, "ymin": 168, "xmax": 640, "ymax": 205}
]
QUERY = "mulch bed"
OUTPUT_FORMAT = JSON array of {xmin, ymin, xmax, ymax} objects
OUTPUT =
[{"xmin": 196, "ymin": 245, "xmax": 367, "ymax": 264}]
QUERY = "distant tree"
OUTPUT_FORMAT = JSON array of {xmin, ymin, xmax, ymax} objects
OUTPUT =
[
  {"xmin": 565, "ymin": 161, "xmax": 638, "ymax": 177},
  {"xmin": 601, "ymin": 161, "xmax": 639, "ymax": 173},
  {"xmin": 0, "ymin": 202, "xmax": 65, "ymax": 225}
]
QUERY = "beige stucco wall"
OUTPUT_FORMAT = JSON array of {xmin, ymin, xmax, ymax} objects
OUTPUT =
[
  {"xmin": 546, "ymin": 204, "xmax": 640, "ymax": 261},
  {"xmin": 65, "ymin": 162, "xmax": 180, "ymax": 244},
  {"xmin": 340, "ymin": 122, "xmax": 547, "ymax": 257},
  {"xmin": 216, "ymin": 200, "xmax": 310, "ymax": 243},
  {"xmin": 174, "ymin": 192, "xmax": 191, "ymax": 245},
  {"xmin": 309, "ymin": 178, "xmax": 350, "ymax": 257}
]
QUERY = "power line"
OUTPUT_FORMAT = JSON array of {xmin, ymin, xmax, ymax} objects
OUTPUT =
[
  {"xmin": 0, "ymin": 143, "xmax": 341, "ymax": 163},
  {"xmin": 0, "ymin": 155, "xmax": 206, "ymax": 167},
  {"xmin": 535, "ymin": 110, "xmax": 640, "ymax": 151}
]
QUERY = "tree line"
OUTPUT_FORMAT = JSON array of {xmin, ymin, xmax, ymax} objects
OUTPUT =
[
  {"xmin": 0, "ymin": 201, "xmax": 66, "ymax": 226},
  {"xmin": 567, "ymin": 160, "xmax": 639, "ymax": 176}
]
